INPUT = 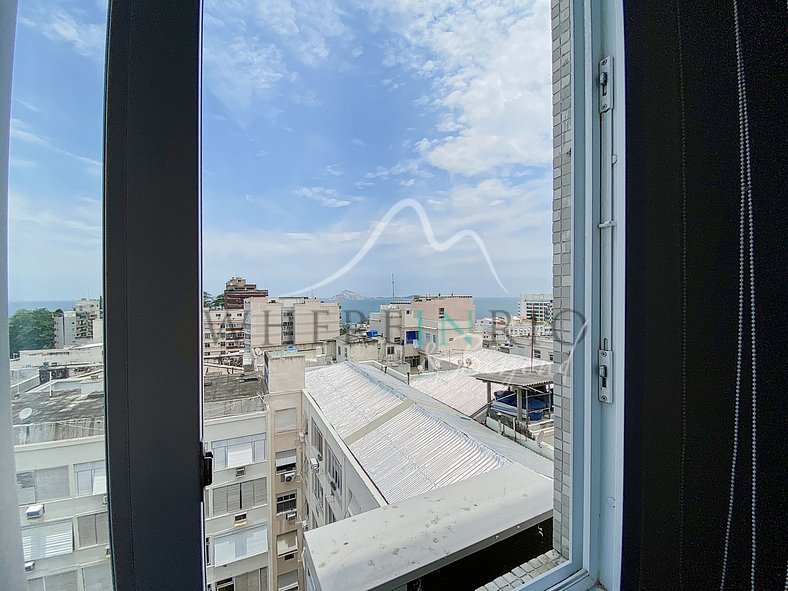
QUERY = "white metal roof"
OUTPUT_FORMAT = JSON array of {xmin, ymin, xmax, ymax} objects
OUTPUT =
[
  {"xmin": 411, "ymin": 349, "xmax": 552, "ymax": 416},
  {"xmin": 305, "ymin": 362, "xmax": 403, "ymax": 438},
  {"xmin": 434, "ymin": 348, "xmax": 552, "ymax": 373},
  {"xmin": 305, "ymin": 363, "xmax": 525, "ymax": 503},
  {"xmin": 349, "ymin": 404, "xmax": 510, "ymax": 503}
]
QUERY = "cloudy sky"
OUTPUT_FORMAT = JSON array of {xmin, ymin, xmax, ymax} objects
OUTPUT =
[{"xmin": 8, "ymin": 0, "xmax": 552, "ymax": 301}]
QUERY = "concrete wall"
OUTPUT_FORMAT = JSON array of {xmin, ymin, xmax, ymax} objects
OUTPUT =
[{"xmin": 14, "ymin": 346, "xmax": 103, "ymax": 368}]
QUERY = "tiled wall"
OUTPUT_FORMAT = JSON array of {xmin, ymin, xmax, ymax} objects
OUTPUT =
[{"xmin": 550, "ymin": 0, "xmax": 572, "ymax": 559}]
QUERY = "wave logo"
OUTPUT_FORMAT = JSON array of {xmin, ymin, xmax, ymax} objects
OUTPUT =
[{"xmin": 285, "ymin": 198, "xmax": 507, "ymax": 296}]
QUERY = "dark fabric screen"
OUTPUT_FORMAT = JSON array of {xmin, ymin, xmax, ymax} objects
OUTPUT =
[{"xmin": 622, "ymin": 1, "xmax": 787, "ymax": 589}]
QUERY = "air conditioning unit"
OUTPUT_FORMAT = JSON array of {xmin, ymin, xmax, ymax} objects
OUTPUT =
[
  {"xmin": 284, "ymin": 552, "xmax": 296, "ymax": 561},
  {"xmin": 25, "ymin": 504, "xmax": 45, "ymax": 519},
  {"xmin": 285, "ymin": 511, "xmax": 297, "ymax": 521},
  {"xmin": 24, "ymin": 561, "xmax": 35, "ymax": 573},
  {"xmin": 105, "ymin": 546, "xmax": 111, "ymax": 558},
  {"xmin": 283, "ymin": 471, "xmax": 296, "ymax": 483},
  {"xmin": 301, "ymin": 520, "xmax": 309, "ymax": 531},
  {"xmin": 102, "ymin": 495, "xmax": 108, "ymax": 505},
  {"xmin": 297, "ymin": 432, "xmax": 306, "ymax": 443},
  {"xmin": 235, "ymin": 466, "xmax": 246, "ymax": 477},
  {"xmin": 309, "ymin": 458, "xmax": 319, "ymax": 472}
]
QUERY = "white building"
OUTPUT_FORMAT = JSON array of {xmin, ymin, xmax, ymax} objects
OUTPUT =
[
  {"xmin": 244, "ymin": 298, "xmax": 339, "ymax": 356},
  {"xmin": 203, "ymin": 307, "xmax": 248, "ymax": 362},
  {"xmin": 518, "ymin": 293, "xmax": 554, "ymax": 323},
  {"xmin": 53, "ymin": 311, "xmax": 77, "ymax": 349},
  {"xmin": 12, "ymin": 369, "xmax": 272, "ymax": 591}
]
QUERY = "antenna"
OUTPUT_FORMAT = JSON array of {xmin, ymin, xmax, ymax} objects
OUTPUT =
[{"xmin": 391, "ymin": 273, "xmax": 395, "ymax": 300}]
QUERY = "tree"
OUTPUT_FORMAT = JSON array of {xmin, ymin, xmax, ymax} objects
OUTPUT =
[
  {"xmin": 211, "ymin": 294, "xmax": 225, "ymax": 308},
  {"xmin": 203, "ymin": 291, "xmax": 213, "ymax": 307},
  {"xmin": 9, "ymin": 308, "xmax": 55, "ymax": 357}
]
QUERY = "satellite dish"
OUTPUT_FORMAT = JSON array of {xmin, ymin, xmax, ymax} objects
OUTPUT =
[
  {"xmin": 19, "ymin": 408, "xmax": 33, "ymax": 421},
  {"xmin": 416, "ymin": 364, "xmax": 423, "ymax": 372},
  {"xmin": 433, "ymin": 359, "xmax": 441, "ymax": 370},
  {"xmin": 465, "ymin": 358, "xmax": 473, "ymax": 367}
]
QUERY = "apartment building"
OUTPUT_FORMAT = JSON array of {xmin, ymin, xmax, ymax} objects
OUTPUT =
[
  {"xmin": 203, "ymin": 307, "xmax": 248, "ymax": 362},
  {"xmin": 244, "ymin": 298, "xmax": 339, "ymax": 356},
  {"xmin": 223, "ymin": 277, "xmax": 269, "ymax": 310},
  {"xmin": 12, "ymin": 369, "xmax": 271, "ymax": 591},
  {"xmin": 368, "ymin": 295, "xmax": 477, "ymax": 367},
  {"xmin": 204, "ymin": 373, "xmax": 269, "ymax": 591},
  {"xmin": 518, "ymin": 293, "xmax": 554, "ymax": 323},
  {"xmin": 52, "ymin": 300, "xmax": 103, "ymax": 348}
]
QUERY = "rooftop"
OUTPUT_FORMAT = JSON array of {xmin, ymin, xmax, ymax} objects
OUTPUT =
[
  {"xmin": 305, "ymin": 362, "xmax": 552, "ymax": 503},
  {"xmin": 303, "ymin": 463, "xmax": 552, "ymax": 591},
  {"xmin": 409, "ymin": 349, "xmax": 552, "ymax": 416}
]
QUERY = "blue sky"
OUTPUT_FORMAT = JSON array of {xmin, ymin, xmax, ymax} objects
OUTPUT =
[{"xmin": 8, "ymin": 0, "xmax": 552, "ymax": 301}]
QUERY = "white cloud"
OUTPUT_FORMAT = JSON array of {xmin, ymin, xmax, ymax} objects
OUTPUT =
[
  {"xmin": 10, "ymin": 119, "xmax": 101, "ymax": 173},
  {"xmin": 351, "ymin": 138, "xmax": 366, "ymax": 147},
  {"xmin": 294, "ymin": 186, "xmax": 351, "ymax": 208},
  {"xmin": 21, "ymin": 5, "xmax": 106, "ymax": 61},
  {"xmin": 364, "ymin": 0, "xmax": 552, "ymax": 176},
  {"xmin": 325, "ymin": 164, "xmax": 343, "ymax": 177}
]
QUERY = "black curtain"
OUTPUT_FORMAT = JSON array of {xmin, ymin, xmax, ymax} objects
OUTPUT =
[{"xmin": 622, "ymin": 1, "xmax": 787, "ymax": 589}]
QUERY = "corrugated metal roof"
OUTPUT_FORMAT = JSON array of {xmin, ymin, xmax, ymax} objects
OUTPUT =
[
  {"xmin": 305, "ymin": 363, "xmax": 517, "ymax": 503},
  {"xmin": 411, "ymin": 350, "xmax": 553, "ymax": 416},
  {"xmin": 349, "ymin": 405, "xmax": 510, "ymax": 503},
  {"xmin": 305, "ymin": 363, "xmax": 403, "ymax": 438}
]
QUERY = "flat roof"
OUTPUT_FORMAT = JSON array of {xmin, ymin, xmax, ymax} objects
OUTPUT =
[{"xmin": 303, "ymin": 463, "xmax": 552, "ymax": 591}]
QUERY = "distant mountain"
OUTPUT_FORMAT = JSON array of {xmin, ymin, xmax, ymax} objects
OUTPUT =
[{"xmin": 326, "ymin": 290, "xmax": 368, "ymax": 302}]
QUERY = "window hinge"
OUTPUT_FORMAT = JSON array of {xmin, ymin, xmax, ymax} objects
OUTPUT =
[
  {"xmin": 599, "ymin": 56, "xmax": 613, "ymax": 113},
  {"xmin": 598, "ymin": 349, "xmax": 613, "ymax": 403},
  {"xmin": 200, "ymin": 444, "xmax": 213, "ymax": 492}
]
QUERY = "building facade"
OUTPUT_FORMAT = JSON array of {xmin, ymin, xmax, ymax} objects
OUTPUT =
[
  {"xmin": 518, "ymin": 294, "xmax": 554, "ymax": 323},
  {"xmin": 244, "ymin": 298, "xmax": 339, "ymax": 354},
  {"xmin": 223, "ymin": 277, "xmax": 269, "ymax": 310}
]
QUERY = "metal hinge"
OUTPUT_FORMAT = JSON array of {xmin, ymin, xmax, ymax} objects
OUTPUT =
[
  {"xmin": 200, "ymin": 444, "xmax": 213, "ymax": 493},
  {"xmin": 599, "ymin": 57, "xmax": 613, "ymax": 113}
]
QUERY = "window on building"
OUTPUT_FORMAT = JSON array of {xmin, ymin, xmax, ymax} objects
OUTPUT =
[
  {"xmin": 16, "ymin": 466, "xmax": 70, "ymax": 504},
  {"xmin": 213, "ymin": 524, "xmax": 268, "ymax": 566},
  {"xmin": 275, "ymin": 449, "xmax": 297, "ymax": 474},
  {"xmin": 232, "ymin": 569, "xmax": 268, "ymax": 591},
  {"xmin": 276, "ymin": 491, "xmax": 297, "ymax": 514},
  {"xmin": 82, "ymin": 562, "xmax": 113, "ymax": 591},
  {"xmin": 274, "ymin": 409, "xmax": 297, "ymax": 433},
  {"xmin": 211, "ymin": 478, "xmax": 267, "ymax": 516},
  {"xmin": 312, "ymin": 476, "xmax": 324, "ymax": 510},
  {"xmin": 310, "ymin": 422, "xmax": 323, "ymax": 456},
  {"xmin": 276, "ymin": 531, "xmax": 298, "ymax": 557},
  {"xmin": 212, "ymin": 434, "xmax": 266, "ymax": 470},
  {"xmin": 75, "ymin": 461, "xmax": 107, "ymax": 497},
  {"xmin": 21, "ymin": 520, "xmax": 74, "ymax": 561},
  {"xmin": 326, "ymin": 449, "xmax": 342, "ymax": 498},
  {"xmin": 76, "ymin": 513, "xmax": 110, "ymax": 548},
  {"xmin": 27, "ymin": 571, "xmax": 79, "ymax": 591},
  {"xmin": 276, "ymin": 571, "xmax": 298, "ymax": 591}
]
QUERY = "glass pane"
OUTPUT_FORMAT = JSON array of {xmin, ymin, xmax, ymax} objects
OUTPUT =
[
  {"xmin": 201, "ymin": 1, "xmax": 561, "ymax": 590},
  {"xmin": 8, "ymin": 0, "xmax": 112, "ymax": 588}
]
